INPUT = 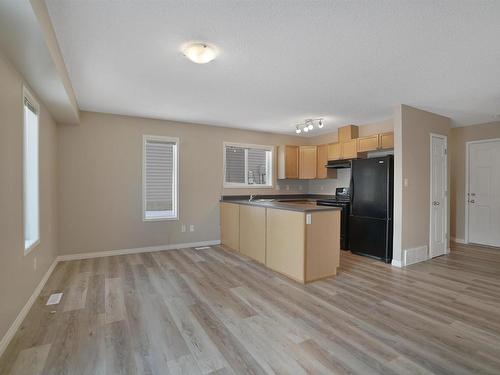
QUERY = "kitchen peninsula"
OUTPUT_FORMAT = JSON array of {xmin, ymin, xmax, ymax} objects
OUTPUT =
[{"xmin": 220, "ymin": 197, "xmax": 341, "ymax": 283}]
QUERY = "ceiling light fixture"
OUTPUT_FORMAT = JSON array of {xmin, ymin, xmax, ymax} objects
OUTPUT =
[
  {"xmin": 293, "ymin": 118, "xmax": 325, "ymax": 134},
  {"xmin": 182, "ymin": 42, "xmax": 217, "ymax": 64}
]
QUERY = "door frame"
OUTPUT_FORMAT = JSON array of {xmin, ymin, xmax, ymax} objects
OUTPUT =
[
  {"xmin": 429, "ymin": 133, "xmax": 448, "ymax": 258},
  {"xmin": 465, "ymin": 138, "xmax": 500, "ymax": 245}
]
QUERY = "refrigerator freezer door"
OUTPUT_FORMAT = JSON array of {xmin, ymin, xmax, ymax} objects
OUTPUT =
[
  {"xmin": 351, "ymin": 158, "xmax": 389, "ymax": 219},
  {"xmin": 348, "ymin": 216, "xmax": 392, "ymax": 262}
]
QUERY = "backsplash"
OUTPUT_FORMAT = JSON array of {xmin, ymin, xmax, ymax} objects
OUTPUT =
[{"xmin": 307, "ymin": 168, "xmax": 352, "ymax": 194}]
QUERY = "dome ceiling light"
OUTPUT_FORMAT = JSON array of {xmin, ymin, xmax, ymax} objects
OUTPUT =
[
  {"xmin": 182, "ymin": 42, "xmax": 217, "ymax": 64},
  {"xmin": 294, "ymin": 118, "xmax": 325, "ymax": 135}
]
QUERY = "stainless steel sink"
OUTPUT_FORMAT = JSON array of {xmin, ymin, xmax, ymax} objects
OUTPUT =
[{"xmin": 254, "ymin": 198, "xmax": 275, "ymax": 202}]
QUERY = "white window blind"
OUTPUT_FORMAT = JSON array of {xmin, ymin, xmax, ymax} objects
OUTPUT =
[
  {"xmin": 23, "ymin": 89, "xmax": 40, "ymax": 254},
  {"xmin": 143, "ymin": 136, "xmax": 178, "ymax": 220},
  {"xmin": 224, "ymin": 143, "xmax": 273, "ymax": 187}
]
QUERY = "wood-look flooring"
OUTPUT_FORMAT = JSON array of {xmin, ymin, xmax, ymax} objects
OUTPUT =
[{"xmin": 1, "ymin": 243, "xmax": 500, "ymax": 374}]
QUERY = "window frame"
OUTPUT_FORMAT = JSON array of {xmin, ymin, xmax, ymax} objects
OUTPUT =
[
  {"xmin": 142, "ymin": 135, "xmax": 179, "ymax": 222},
  {"xmin": 223, "ymin": 142, "xmax": 274, "ymax": 189},
  {"xmin": 23, "ymin": 86, "xmax": 40, "ymax": 255}
]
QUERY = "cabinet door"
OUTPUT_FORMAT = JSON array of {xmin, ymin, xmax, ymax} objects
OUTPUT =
[
  {"xmin": 380, "ymin": 132, "xmax": 394, "ymax": 149},
  {"xmin": 357, "ymin": 135, "xmax": 380, "ymax": 152},
  {"xmin": 316, "ymin": 144, "xmax": 328, "ymax": 179},
  {"xmin": 239, "ymin": 205, "xmax": 266, "ymax": 263},
  {"xmin": 299, "ymin": 146, "xmax": 317, "ymax": 179},
  {"xmin": 220, "ymin": 202, "xmax": 239, "ymax": 251},
  {"xmin": 327, "ymin": 142, "xmax": 341, "ymax": 160},
  {"xmin": 341, "ymin": 139, "xmax": 357, "ymax": 159},
  {"xmin": 285, "ymin": 145, "xmax": 299, "ymax": 178},
  {"xmin": 338, "ymin": 125, "xmax": 359, "ymax": 142},
  {"xmin": 266, "ymin": 209, "xmax": 305, "ymax": 282}
]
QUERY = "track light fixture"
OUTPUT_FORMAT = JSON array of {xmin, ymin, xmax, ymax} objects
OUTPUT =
[{"xmin": 293, "ymin": 118, "xmax": 325, "ymax": 134}]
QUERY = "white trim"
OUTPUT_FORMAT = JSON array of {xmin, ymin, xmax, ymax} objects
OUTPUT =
[
  {"xmin": 465, "ymin": 138, "xmax": 500, "ymax": 245},
  {"xmin": 0, "ymin": 258, "xmax": 58, "ymax": 358},
  {"xmin": 429, "ymin": 133, "xmax": 448, "ymax": 259},
  {"xmin": 142, "ymin": 135, "xmax": 179, "ymax": 222},
  {"xmin": 223, "ymin": 142, "xmax": 274, "ymax": 188},
  {"xmin": 391, "ymin": 259, "xmax": 403, "ymax": 268},
  {"xmin": 57, "ymin": 240, "xmax": 221, "ymax": 261},
  {"xmin": 451, "ymin": 237, "xmax": 466, "ymax": 244}
]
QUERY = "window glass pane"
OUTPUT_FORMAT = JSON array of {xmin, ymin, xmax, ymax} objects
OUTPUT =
[
  {"xmin": 24, "ymin": 99, "xmax": 39, "ymax": 251},
  {"xmin": 247, "ymin": 148, "xmax": 269, "ymax": 185},
  {"xmin": 225, "ymin": 146, "xmax": 245, "ymax": 184},
  {"xmin": 144, "ymin": 138, "xmax": 177, "ymax": 219},
  {"xmin": 224, "ymin": 144, "xmax": 272, "ymax": 187}
]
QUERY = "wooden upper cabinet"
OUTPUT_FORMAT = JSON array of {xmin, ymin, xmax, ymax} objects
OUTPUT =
[
  {"xmin": 380, "ymin": 132, "xmax": 394, "ymax": 149},
  {"xmin": 316, "ymin": 144, "xmax": 336, "ymax": 179},
  {"xmin": 338, "ymin": 125, "xmax": 359, "ymax": 142},
  {"xmin": 357, "ymin": 134, "xmax": 380, "ymax": 153},
  {"xmin": 299, "ymin": 145, "xmax": 317, "ymax": 179},
  {"xmin": 278, "ymin": 145, "xmax": 299, "ymax": 179},
  {"xmin": 341, "ymin": 139, "xmax": 357, "ymax": 159},
  {"xmin": 327, "ymin": 142, "xmax": 341, "ymax": 161}
]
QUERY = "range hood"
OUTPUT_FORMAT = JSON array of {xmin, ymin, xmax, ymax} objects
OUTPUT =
[{"xmin": 325, "ymin": 160, "xmax": 352, "ymax": 169}]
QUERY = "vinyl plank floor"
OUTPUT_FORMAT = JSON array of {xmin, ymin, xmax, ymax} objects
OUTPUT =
[{"xmin": 1, "ymin": 244, "xmax": 500, "ymax": 374}]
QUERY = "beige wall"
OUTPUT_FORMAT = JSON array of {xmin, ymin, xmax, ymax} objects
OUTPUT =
[
  {"xmin": 58, "ymin": 111, "xmax": 311, "ymax": 255},
  {"xmin": 450, "ymin": 121, "xmax": 500, "ymax": 241},
  {"xmin": 393, "ymin": 105, "xmax": 451, "ymax": 264},
  {"xmin": 0, "ymin": 52, "xmax": 58, "ymax": 341}
]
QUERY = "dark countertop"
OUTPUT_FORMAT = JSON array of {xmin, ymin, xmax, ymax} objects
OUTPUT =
[{"xmin": 220, "ymin": 197, "xmax": 341, "ymax": 212}]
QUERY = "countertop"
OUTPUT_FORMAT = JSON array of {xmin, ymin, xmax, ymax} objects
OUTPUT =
[{"xmin": 220, "ymin": 198, "xmax": 342, "ymax": 212}]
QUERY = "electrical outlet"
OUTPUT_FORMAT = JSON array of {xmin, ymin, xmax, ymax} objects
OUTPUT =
[
  {"xmin": 276, "ymin": 185, "xmax": 281, "ymax": 190},
  {"xmin": 298, "ymin": 185, "xmax": 303, "ymax": 191},
  {"xmin": 320, "ymin": 185, "xmax": 324, "ymax": 191},
  {"xmin": 286, "ymin": 185, "xmax": 290, "ymax": 191},
  {"xmin": 34, "ymin": 257, "xmax": 37, "ymax": 271},
  {"xmin": 404, "ymin": 178, "xmax": 409, "ymax": 187},
  {"xmin": 189, "ymin": 224, "xmax": 195, "ymax": 232},
  {"xmin": 181, "ymin": 224, "xmax": 186, "ymax": 233}
]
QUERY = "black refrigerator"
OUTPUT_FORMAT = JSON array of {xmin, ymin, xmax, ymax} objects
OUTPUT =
[{"xmin": 348, "ymin": 156, "xmax": 393, "ymax": 263}]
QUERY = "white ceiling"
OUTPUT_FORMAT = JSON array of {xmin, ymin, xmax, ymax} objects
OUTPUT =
[{"xmin": 46, "ymin": 0, "xmax": 500, "ymax": 134}]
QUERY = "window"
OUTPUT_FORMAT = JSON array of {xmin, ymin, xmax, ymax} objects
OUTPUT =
[
  {"xmin": 23, "ymin": 88, "xmax": 40, "ymax": 254},
  {"xmin": 143, "ymin": 135, "xmax": 179, "ymax": 221},
  {"xmin": 223, "ymin": 143, "xmax": 273, "ymax": 188}
]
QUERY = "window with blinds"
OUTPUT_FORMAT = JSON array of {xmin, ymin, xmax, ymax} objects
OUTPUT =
[
  {"xmin": 143, "ymin": 136, "xmax": 179, "ymax": 220},
  {"xmin": 224, "ymin": 143, "xmax": 273, "ymax": 187}
]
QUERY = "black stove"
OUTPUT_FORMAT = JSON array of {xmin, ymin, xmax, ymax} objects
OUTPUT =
[{"xmin": 317, "ymin": 187, "xmax": 351, "ymax": 250}]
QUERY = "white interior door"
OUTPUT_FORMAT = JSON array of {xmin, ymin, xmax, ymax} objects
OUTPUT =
[
  {"xmin": 468, "ymin": 140, "xmax": 500, "ymax": 247},
  {"xmin": 430, "ymin": 134, "xmax": 447, "ymax": 258}
]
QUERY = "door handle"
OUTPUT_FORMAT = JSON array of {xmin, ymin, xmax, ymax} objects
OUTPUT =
[
  {"xmin": 470, "ymin": 199, "xmax": 475, "ymax": 203},
  {"xmin": 470, "ymin": 193, "xmax": 476, "ymax": 196},
  {"xmin": 433, "ymin": 201, "xmax": 440, "ymax": 206}
]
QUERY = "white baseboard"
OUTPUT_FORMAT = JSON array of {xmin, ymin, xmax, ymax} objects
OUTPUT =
[
  {"xmin": 0, "ymin": 258, "xmax": 58, "ymax": 358},
  {"xmin": 451, "ymin": 237, "xmax": 466, "ymax": 244},
  {"xmin": 404, "ymin": 245, "xmax": 429, "ymax": 266},
  {"xmin": 57, "ymin": 240, "xmax": 221, "ymax": 262},
  {"xmin": 391, "ymin": 259, "xmax": 403, "ymax": 268}
]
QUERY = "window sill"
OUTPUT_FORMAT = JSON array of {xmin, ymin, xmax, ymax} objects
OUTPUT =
[
  {"xmin": 24, "ymin": 239, "xmax": 40, "ymax": 256},
  {"xmin": 143, "ymin": 210, "xmax": 178, "ymax": 222}
]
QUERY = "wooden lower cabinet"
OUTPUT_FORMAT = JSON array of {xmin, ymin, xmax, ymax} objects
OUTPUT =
[
  {"xmin": 220, "ymin": 202, "xmax": 240, "ymax": 251},
  {"xmin": 266, "ymin": 209, "xmax": 305, "ymax": 282},
  {"xmin": 239, "ymin": 205, "xmax": 266, "ymax": 263},
  {"xmin": 266, "ymin": 208, "xmax": 340, "ymax": 283}
]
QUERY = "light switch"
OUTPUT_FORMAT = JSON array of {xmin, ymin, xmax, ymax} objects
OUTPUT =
[
  {"xmin": 306, "ymin": 214, "xmax": 312, "ymax": 225},
  {"xmin": 404, "ymin": 178, "xmax": 409, "ymax": 187}
]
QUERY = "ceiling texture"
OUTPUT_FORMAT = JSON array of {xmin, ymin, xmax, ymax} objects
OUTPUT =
[{"xmin": 46, "ymin": 0, "xmax": 500, "ymax": 134}]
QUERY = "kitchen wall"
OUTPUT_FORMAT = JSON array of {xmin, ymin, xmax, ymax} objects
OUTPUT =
[
  {"xmin": 0, "ymin": 52, "xmax": 59, "ymax": 344},
  {"xmin": 392, "ymin": 105, "xmax": 451, "ymax": 266},
  {"xmin": 449, "ymin": 121, "xmax": 500, "ymax": 242},
  {"xmin": 58, "ymin": 111, "xmax": 310, "ymax": 255}
]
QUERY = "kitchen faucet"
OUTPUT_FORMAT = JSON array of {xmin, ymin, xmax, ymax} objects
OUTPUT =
[{"xmin": 249, "ymin": 194, "xmax": 256, "ymax": 202}]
